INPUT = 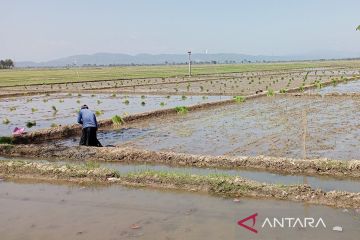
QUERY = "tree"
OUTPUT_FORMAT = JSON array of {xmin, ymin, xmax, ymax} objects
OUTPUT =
[
  {"xmin": 357, "ymin": 25, "xmax": 360, "ymax": 31},
  {"xmin": 0, "ymin": 59, "xmax": 14, "ymax": 69}
]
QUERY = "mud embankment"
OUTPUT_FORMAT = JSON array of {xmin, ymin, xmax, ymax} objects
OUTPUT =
[
  {"xmin": 1, "ymin": 144, "xmax": 359, "ymax": 179},
  {"xmin": 0, "ymin": 160, "xmax": 359, "ymax": 209}
]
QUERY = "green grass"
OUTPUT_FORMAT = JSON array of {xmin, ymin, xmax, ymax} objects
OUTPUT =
[
  {"xmin": 0, "ymin": 136, "xmax": 13, "ymax": 144},
  {"xmin": 174, "ymin": 106, "xmax": 189, "ymax": 114},
  {"xmin": 111, "ymin": 115, "xmax": 124, "ymax": 125},
  {"xmin": 1, "ymin": 60, "xmax": 359, "ymax": 87},
  {"xmin": 233, "ymin": 96, "xmax": 245, "ymax": 103}
]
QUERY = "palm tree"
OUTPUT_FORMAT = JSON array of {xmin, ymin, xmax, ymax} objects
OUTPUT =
[{"xmin": 357, "ymin": 25, "xmax": 360, "ymax": 31}]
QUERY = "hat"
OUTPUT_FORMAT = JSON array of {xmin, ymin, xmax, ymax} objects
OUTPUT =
[{"xmin": 81, "ymin": 104, "xmax": 89, "ymax": 109}]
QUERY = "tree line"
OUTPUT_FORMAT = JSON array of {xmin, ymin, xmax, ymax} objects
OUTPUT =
[{"xmin": 0, "ymin": 59, "xmax": 14, "ymax": 69}]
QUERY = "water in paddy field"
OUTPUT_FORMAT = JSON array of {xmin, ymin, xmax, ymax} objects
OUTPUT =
[
  {"xmin": 100, "ymin": 162, "xmax": 360, "ymax": 193},
  {"xmin": 0, "ymin": 181, "xmax": 359, "ymax": 240},
  {"xmin": 63, "ymin": 95, "xmax": 360, "ymax": 161},
  {"xmin": 307, "ymin": 79, "xmax": 360, "ymax": 94},
  {"xmin": 0, "ymin": 93, "xmax": 230, "ymax": 136}
]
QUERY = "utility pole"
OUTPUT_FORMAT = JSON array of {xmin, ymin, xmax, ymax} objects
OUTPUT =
[{"xmin": 187, "ymin": 51, "xmax": 192, "ymax": 77}]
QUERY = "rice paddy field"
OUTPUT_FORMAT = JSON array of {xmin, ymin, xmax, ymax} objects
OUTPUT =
[{"xmin": 1, "ymin": 61, "xmax": 360, "ymax": 239}]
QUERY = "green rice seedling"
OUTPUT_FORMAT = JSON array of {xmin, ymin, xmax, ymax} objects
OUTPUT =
[
  {"xmin": 95, "ymin": 110, "xmax": 104, "ymax": 116},
  {"xmin": 45, "ymin": 93, "xmax": 50, "ymax": 96},
  {"xmin": 91, "ymin": 94, "xmax": 96, "ymax": 97},
  {"xmin": 111, "ymin": 93, "xmax": 116, "ymax": 98},
  {"xmin": 50, "ymin": 123, "xmax": 58, "ymax": 128},
  {"xmin": 76, "ymin": 99, "xmax": 81, "ymax": 104},
  {"xmin": 332, "ymin": 78, "xmax": 338, "ymax": 86},
  {"xmin": 141, "ymin": 95, "xmax": 146, "ymax": 99},
  {"xmin": 233, "ymin": 96, "xmax": 245, "ymax": 103},
  {"xmin": 2, "ymin": 118, "xmax": 10, "ymax": 124},
  {"xmin": 299, "ymin": 85, "xmax": 305, "ymax": 92},
  {"xmin": 123, "ymin": 99, "xmax": 130, "ymax": 105},
  {"xmin": 0, "ymin": 136, "xmax": 13, "ymax": 144},
  {"xmin": 9, "ymin": 107, "xmax": 16, "ymax": 111},
  {"xmin": 31, "ymin": 108, "xmax": 38, "ymax": 113},
  {"xmin": 26, "ymin": 99, "xmax": 32, "ymax": 102},
  {"xmin": 174, "ymin": 106, "xmax": 188, "ymax": 114},
  {"xmin": 165, "ymin": 96, "xmax": 171, "ymax": 99},
  {"xmin": 202, "ymin": 96, "xmax": 208, "ymax": 99},
  {"xmin": 112, "ymin": 115, "xmax": 124, "ymax": 125},
  {"xmin": 279, "ymin": 89, "xmax": 287, "ymax": 94},
  {"xmin": 67, "ymin": 93, "xmax": 72, "ymax": 96},
  {"xmin": 267, "ymin": 89, "xmax": 275, "ymax": 96},
  {"xmin": 59, "ymin": 99, "xmax": 64, "ymax": 103},
  {"xmin": 160, "ymin": 102, "xmax": 165, "ymax": 107},
  {"xmin": 97, "ymin": 100, "xmax": 101, "ymax": 104},
  {"xmin": 141, "ymin": 101, "xmax": 146, "ymax": 106},
  {"xmin": 315, "ymin": 82, "xmax": 323, "ymax": 89},
  {"xmin": 181, "ymin": 95, "xmax": 187, "ymax": 100},
  {"xmin": 51, "ymin": 106, "xmax": 58, "ymax": 113},
  {"xmin": 78, "ymin": 93, "xmax": 82, "ymax": 97},
  {"xmin": 26, "ymin": 121, "xmax": 36, "ymax": 128},
  {"xmin": 43, "ymin": 99, "xmax": 48, "ymax": 103}
]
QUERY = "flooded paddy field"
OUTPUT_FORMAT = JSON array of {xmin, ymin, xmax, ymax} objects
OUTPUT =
[
  {"xmin": 0, "ymin": 93, "xmax": 230, "ymax": 136},
  {"xmin": 0, "ymin": 180, "xmax": 359, "ymax": 240},
  {"xmin": 64, "ymin": 94, "xmax": 360, "ymax": 161},
  {"xmin": 308, "ymin": 78, "xmax": 360, "ymax": 94},
  {"xmin": 1, "ymin": 67, "xmax": 358, "ymax": 97}
]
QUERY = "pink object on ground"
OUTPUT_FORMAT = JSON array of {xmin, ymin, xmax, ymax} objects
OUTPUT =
[{"xmin": 12, "ymin": 127, "xmax": 25, "ymax": 135}]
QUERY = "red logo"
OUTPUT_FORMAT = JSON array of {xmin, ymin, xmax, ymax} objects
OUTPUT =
[{"xmin": 237, "ymin": 213, "xmax": 258, "ymax": 233}]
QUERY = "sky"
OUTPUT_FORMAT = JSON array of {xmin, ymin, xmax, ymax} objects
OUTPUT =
[{"xmin": 1, "ymin": 0, "xmax": 360, "ymax": 61}]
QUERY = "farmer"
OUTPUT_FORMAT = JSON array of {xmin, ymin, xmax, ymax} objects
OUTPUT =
[{"xmin": 77, "ymin": 104, "xmax": 102, "ymax": 147}]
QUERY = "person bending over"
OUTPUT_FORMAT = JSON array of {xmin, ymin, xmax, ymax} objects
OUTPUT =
[{"xmin": 77, "ymin": 104, "xmax": 102, "ymax": 147}]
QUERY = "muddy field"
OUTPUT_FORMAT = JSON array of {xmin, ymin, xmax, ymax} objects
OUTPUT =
[
  {"xmin": 53, "ymin": 94, "xmax": 360, "ymax": 161},
  {"xmin": 1, "ymin": 64, "xmax": 360, "ymax": 239}
]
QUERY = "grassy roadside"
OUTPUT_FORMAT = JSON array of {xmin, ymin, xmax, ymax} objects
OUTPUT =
[{"xmin": 1, "ymin": 60, "xmax": 360, "ymax": 87}]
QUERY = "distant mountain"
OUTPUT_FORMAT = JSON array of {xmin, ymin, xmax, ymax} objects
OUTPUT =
[{"xmin": 14, "ymin": 52, "xmax": 360, "ymax": 68}]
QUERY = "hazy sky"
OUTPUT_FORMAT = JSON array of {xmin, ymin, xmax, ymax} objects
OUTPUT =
[{"xmin": 1, "ymin": 0, "xmax": 360, "ymax": 61}]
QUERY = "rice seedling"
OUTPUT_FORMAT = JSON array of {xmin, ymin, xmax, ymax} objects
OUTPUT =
[
  {"xmin": 141, "ymin": 101, "xmax": 146, "ymax": 106},
  {"xmin": 95, "ymin": 110, "xmax": 104, "ymax": 116},
  {"xmin": 26, "ymin": 99, "xmax": 32, "ymax": 102},
  {"xmin": 233, "ymin": 96, "xmax": 245, "ymax": 103},
  {"xmin": 78, "ymin": 93, "xmax": 82, "ymax": 97},
  {"xmin": 51, "ymin": 106, "xmax": 58, "ymax": 113},
  {"xmin": 31, "ymin": 108, "xmax": 38, "ymax": 113},
  {"xmin": 91, "ymin": 94, "xmax": 96, "ymax": 97},
  {"xmin": 9, "ymin": 107, "xmax": 16, "ymax": 111},
  {"xmin": 50, "ymin": 123, "xmax": 58, "ymax": 128},
  {"xmin": 67, "ymin": 93, "xmax": 72, "ymax": 96},
  {"xmin": 181, "ymin": 95, "xmax": 187, "ymax": 100},
  {"xmin": 160, "ymin": 102, "xmax": 165, "ymax": 107},
  {"xmin": 59, "ymin": 99, "xmax": 64, "ymax": 103},
  {"xmin": 26, "ymin": 121, "xmax": 36, "ymax": 128},
  {"xmin": 166, "ymin": 96, "xmax": 171, "ymax": 99},
  {"xmin": 279, "ymin": 88, "xmax": 287, "ymax": 94},
  {"xmin": 174, "ymin": 106, "xmax": 188, "ymax": 114},
  {"xmin": 76, "ymin": 100, "xmax": 81, "ymax": 104},
  {"xmin": 111, "ymin": 93, "xmax": 116, "ymax": 98},
  {"xmin": 2, "ymin": 118, "xmax": 10, "ymax": 124},
  {"xmin": 123, "ymin": 99, "xmax": 130, "ymax": 105},
  {"xmin": 43, "ymin": 99, "xmax": 48, "ymax": 103},
  {"xmin": 267, "ymin": 89, "xmax": 275, "ymax": 96},
  {"xmin": 112, "ymin": 115, "xmax": 124, "ymax": 125},
  {"xmin": 97, "ymin": 100, "xmax": 101, "ymax": 104}
]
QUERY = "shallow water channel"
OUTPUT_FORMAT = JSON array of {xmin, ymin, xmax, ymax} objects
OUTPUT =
[{"xmin": 0, "ymin": 180, "xmax": 359, "ymax": 240}]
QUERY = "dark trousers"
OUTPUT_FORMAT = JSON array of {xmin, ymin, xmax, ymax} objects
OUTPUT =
[{"xmin": 79, "ymin": 127, "xmax": 102, "ymax": 147}]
